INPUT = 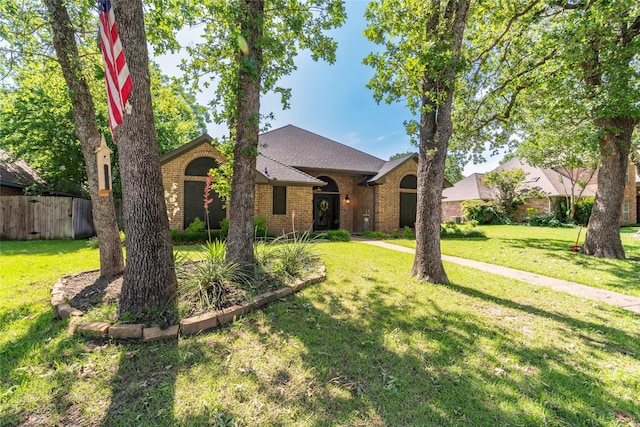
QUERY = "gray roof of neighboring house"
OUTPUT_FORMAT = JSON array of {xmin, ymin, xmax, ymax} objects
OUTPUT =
[
  {"xmin": 259, "ymin": 125, "xmax": 386, "ymax": 174},
  {"xmin": 443, "ymin": 158, "xmax": 597, "ymax": 202},
  {"xmin": 442, "ymin": 173, "xmax": 491, "ymax": 202},
  {"xmin": 0, "ymin": 150, "xmax": 42, "ymax": 188},
  {"xmin": 494, "ymin": 158, "xmax": 596, "ymax": 197}
]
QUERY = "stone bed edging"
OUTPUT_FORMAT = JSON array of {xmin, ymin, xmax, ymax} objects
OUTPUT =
[{"xmin": 50, "ymin": 265, "xmax": 326, "ymax": 342}]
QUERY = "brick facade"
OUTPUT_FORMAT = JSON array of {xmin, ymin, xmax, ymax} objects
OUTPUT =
[
  {"xmin": 621, "ymin": 162, "xmax": 637, "ymax": 225},
  {"xmin": 0, "ymin": 186, "xmax": 24, "ymax": 196},
  {"xmin": 160, "ymin": 141, "xmax": 227, "ymax": 231},
  {"xmin": 441, "ymin": 201, "xmax": 464, "ymax": 222},
  {"xmin": 161, "ymin": 140, "xmax": 421, "ymax": 234}
]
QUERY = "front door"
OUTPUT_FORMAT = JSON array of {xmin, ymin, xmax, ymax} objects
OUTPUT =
[{"xmin": 313, "ymin": 194, "xmax": 339, "ymax": 231}]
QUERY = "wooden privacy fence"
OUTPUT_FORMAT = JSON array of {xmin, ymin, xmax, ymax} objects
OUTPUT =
[{"xmin": 0, "ymin": 196, "xmax": 95, "ymax": 240}]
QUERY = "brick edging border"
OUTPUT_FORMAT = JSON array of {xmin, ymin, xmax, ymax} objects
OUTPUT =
[{"xmin": 51, "ymin": 265, "xmax": 326, "ymax": 342}]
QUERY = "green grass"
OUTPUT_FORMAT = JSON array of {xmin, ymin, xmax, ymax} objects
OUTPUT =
[
  {"xmin": 386, "ymin": 225, "xmax": 640, "ymax": 297},
  {"xmin": 1, "ymin": 239, "xmax": 640, "ymax": 425}
]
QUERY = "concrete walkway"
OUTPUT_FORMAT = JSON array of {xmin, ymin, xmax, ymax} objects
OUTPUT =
[{"xmin": 354, "ymin": 238, "xmax": 640, "ymax": 314}]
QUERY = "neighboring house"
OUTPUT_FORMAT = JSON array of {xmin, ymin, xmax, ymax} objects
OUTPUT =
[
  {"xmin": 0, "ymin": 149, "xmax": 43, "ymax": 195},
  {"xmin": 160, "ymin": 125, "xmax": 444, "ymax": 234},
  {"xmin": 0, "ymin": 150, "xmax": 95, "ymax": 239},
  {"xmin": 442, "ymin": 158, "xmax": 601, "ymax": 223}
]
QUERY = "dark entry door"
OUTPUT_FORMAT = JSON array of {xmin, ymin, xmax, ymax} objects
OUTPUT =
[
  {"xmin": 399, "ymin": 192, "xmax": 417, "ymax": 229},
  {"xmin": 313, "ymin": 194, "xmax": 339, "ymax": 231},
  {"xmin": 184, "ymin": 181, "xmax": 226, "ymax": 230}
]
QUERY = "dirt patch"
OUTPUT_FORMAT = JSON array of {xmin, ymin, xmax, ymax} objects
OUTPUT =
[{"xmin": 61, "ymin": 271, "xmax": 121, "ymax": 312}]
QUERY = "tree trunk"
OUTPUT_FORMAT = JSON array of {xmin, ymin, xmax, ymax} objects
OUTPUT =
[
  {"xmin": 43, "ymin": 0, "xmax": 124, "ymax": 277},
  {"xmin": 113, "ymin": 0, "xmax": 177, "ymax": 320},
  {"xmin": 411, "ymin": 104, "xmax": 450, "ymax": 284},
  {"xmin": 411, "ymin": 0, "xmax": 470, "ymax": 284},
  {"xmin": 582, "ymin": 119, "xmax": 635, "ymax": 259},
  {"xmin": 226, "ymin": 0, "xmax": 264, "ymax": 268}
]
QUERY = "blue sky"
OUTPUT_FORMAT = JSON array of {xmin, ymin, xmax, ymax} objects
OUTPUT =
[{"xmin": 154, "ymin": 0, "xmax": 501, "ymax": 175}]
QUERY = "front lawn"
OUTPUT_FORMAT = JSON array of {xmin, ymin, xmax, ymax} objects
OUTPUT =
[
  {"xmin": 1, "ymin": 240, "xmax": 639, "ymax": 425},
  {"xmin": 387, "ymin": 225, "xmax": 640, "ymax": 297}
]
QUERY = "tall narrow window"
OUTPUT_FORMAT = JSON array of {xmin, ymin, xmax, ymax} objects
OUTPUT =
[
  {"xmin": 273, "ymin": 186, "xmax": 286, "ymax": 215},
  {"xmin": 623, "ymin": 199, "xmax": 630, "ymax": 222}
]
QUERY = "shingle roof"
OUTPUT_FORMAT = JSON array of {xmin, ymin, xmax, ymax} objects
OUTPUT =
[
  {"xmin": 494, "ymin": 158, "xmax": 596, "ymax": 197},
  {"xmin": 443, "ymin": 158, "xmax": 597, "ymax": 202},
  {"xmin": 256, "ymin": 155, "xmax": 325, "ymax": 186},
  {"xmin": 0, "ymin": 150, "xmax": 42, "ymax": 188},
  {"xmin": 259, "ymin": 125, "xmax": 385, "ymax": 174},
  {"xmin": 160, "ymin": 134, "xmax": 324, "ymax": 186},
  {"xmin": 365, "ymin": 154, "xmax": 417, "ymax": 184},
  {"xmin": 442, "ymin": 173, "xmax": 491, "ymax": 201}
]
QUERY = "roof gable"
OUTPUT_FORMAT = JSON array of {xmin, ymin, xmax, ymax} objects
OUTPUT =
[{"xmin": 442, "ymin": 173, "xmax": 491, "ymax": 201}]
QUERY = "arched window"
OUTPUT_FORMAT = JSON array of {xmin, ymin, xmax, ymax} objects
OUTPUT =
[
  {"xmin": 314, "ymin": 176, "xmax": 339, "ymax": 193},
  {"xmin": 400, "ymin": 174, "xmax": 417, "ymax": 189},
  {"xmin": 185, "ymin": 157, "xmax": 220, "ymax": 176}
]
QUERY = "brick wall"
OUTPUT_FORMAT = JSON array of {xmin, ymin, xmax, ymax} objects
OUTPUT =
[
  {"xmin": 442, "ymin": 201, "xmax": 463, "ymax": 222},
  {"xmin": 160, "ymin": 141, "xmax": 227, "ymax": 231},
  {"xmin": 513, "ymin": 197, "xmax": 552, "ymax": 222},
  {"xmin": 373, "ymin": 159, "xmax": 418, "ymax": 233},
  {"xmin": 255, "ymin": 184, "xmax": 314, "ymax": 234},
  {"xmin": 0, "ymin": 186, "xmax": 24, "ymax": 196},
  {"xmin": 622, "ymin": 161, "xmax": 637, "ymax": 225},
  {"xmin": 161, "ymin": 144, "xmax": 421, "ymax": 234}
]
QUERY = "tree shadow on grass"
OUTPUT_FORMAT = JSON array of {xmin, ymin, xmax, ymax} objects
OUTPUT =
[
  {"xmin": 0, "ymin": 307, "xmax": 122, "ymax": 426},
  {"xmin": 100, "ymin": 337, "xmax": 212, "ymax": 426},
  {"xmin": 498, "ymin": 237, "xmax": 640, "ymax": 293},
  {"xmin": 244, "ymin": 276, "xmax": 640, "ymax": 426}
]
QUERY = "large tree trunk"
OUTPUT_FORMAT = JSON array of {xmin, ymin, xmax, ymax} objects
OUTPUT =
[
  {"xmin": 411, "ymin": 0, "xmax": 470, "ymax": 284},
  {"xmin": 411, "ymin": 104, "xmax": 450, "ymax": 283},
  {"xmin": 113, "ymin": 0, "xmax": 177, "ymax": 319},
  {"xmin": 226, "ymin": 0, "xmax": 264, "ymax": 268},
  {"xmin": 44, "ymin": 0, "xmax": 124, "ymax": 277},
  {"xmin": 582, "ymin": 119, "xmax": 635, "ymax": 259}
]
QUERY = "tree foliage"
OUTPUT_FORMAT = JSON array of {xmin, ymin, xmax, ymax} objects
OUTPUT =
[
  {"xmin": 456, "ymin": 0, "xmax": 640, "ymax": 258},
  {"xmin": 150, "ymin": 0, "xmax": 346, "ymax": 267},
  {"xmin": 482, "ymin": 168, "xmax": 529, "ymax": 220},
  {"xmin": 0, "ymin": 60, "xmax": 208, "ymax": 196},
  {"xmin": 365, "ymin": 0, "xmax": 471, "ymax": 284}
]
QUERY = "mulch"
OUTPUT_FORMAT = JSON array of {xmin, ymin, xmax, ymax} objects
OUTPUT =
[{"xmin": 61, "ymin": 271, "xmax": 122, "ymax": 312}]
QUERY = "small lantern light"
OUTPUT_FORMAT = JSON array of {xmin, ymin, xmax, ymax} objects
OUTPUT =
[
  {"xmin": 95, "ymin": 134, "xmax": 112, "ymax": 197},
  {"xmin": 345, "ymin": 194, "xmax": 350, "ymax": 204}
]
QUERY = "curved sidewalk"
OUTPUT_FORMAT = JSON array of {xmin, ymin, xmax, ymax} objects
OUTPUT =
[{"xmin": 354, "ymin": 238, "xmax": 640, "ymax": 314}]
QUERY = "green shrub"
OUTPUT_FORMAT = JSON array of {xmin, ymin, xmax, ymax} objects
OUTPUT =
[
  {"xmin": 85, "ymin": 231, "xmax": 126, "ymax": 249},
  {"xmin": 326, "ymin": 229, "xmax": 351, "ymax": 241},
  {"xmin": 266, "ymin": 232, "xmax": 320, "ymax": 278},
  {"xmin": 171, "ymin": 229, "xmax": 220, "ymax": 245},
  {"xmin": 219, "ymin": 217, "xmax": 271, "ymax": 239},
  {"xmin": 403, "ymin": 225, "xmax": 414, "ymax": 239},
  {"xmin": 391, "ymin": 228, "xmax": 399, "ymax": 238},
  {"xmin": 528, "ymin": 213, "xmax": 562, "ymax": 227},
  {"xmin": 254, "ymin": 216, "xmax": 268, "ymax": 238},
  {"xmin": 461, "ymin": 199, "xmax": 500, "ymax": 224},
  {"xmin": 575, "ymin": 198, "xmax": 594, "ymax": 225},
  {"xmin": 361, "ymin": 230, "xmax": 389, "ymax": 239},
  {"xmin": 440, "ymin": 222, "xmax": 486, "ymax": 238},
  {"xmin": 185, "ymin": 217, "xmax": 206, "ymax": 233},
  {"xmin": 179, "ymin": 241, "xmax": 251, "ymax": 312}
]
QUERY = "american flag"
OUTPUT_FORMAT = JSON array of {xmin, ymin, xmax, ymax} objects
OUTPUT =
[{"xmin": 98, "ymin": 0, "xmax": 132, "ymax": 139}]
